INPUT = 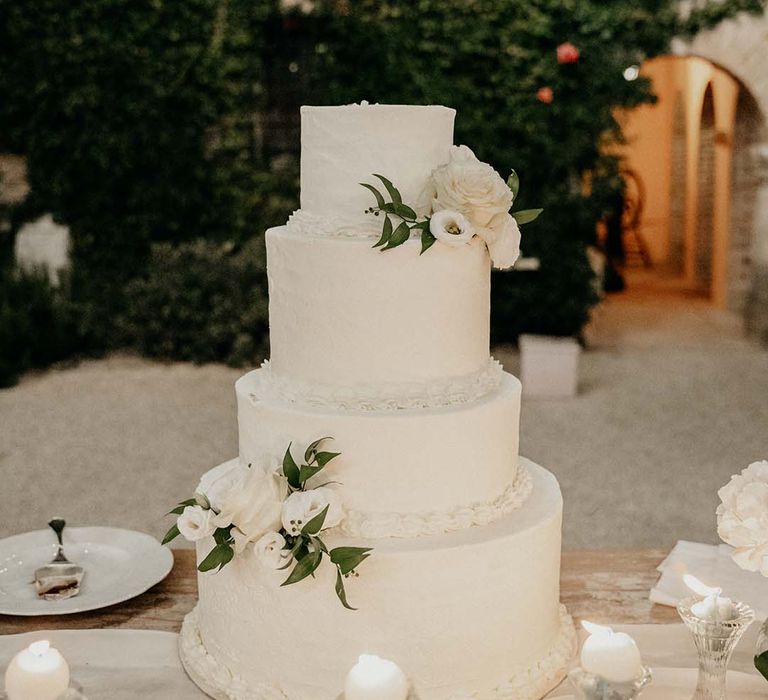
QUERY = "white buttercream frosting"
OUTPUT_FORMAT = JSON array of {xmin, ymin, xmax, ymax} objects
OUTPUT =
[
  {"xmin": 252, "ymin": 358, "xmax": 503, "ymax": 412},
  {"xmin": 266, "ymin": 227, "xmax": 491, "ymax": 389},
  {"xmin": 300, "ymin": 104, "xmax": 455, "ymax": 226},
  {"xmin": 180, "ymin": 605, "xmax": 575, "ymax": 700},
  {"xmin": 341, "ymin": 460, "xmax": 532, "ymax": 539},
  {"xmin": 237, "ymin": 371, "xmax": 523, "ymax": 522},
  {"xmin": 185, "ymin": 462, "xmax": 573, "ymax": 700}
]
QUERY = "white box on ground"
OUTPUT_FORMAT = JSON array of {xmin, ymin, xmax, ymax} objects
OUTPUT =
[
  {"xmin": 14, "ymin": 214, "xmax": 70, "ymax": 286},
  {"xmin": 519, "ymin": 334, "xmax": 581, "ymax": 398}
]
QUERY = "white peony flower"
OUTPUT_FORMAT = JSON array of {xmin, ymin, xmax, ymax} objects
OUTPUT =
[
  {"xmin": 253, "ymin": 531, "xmax": 291, "ymax": 569},
  {"xmin": 429, "ymin": 209, "xmax": 474, "ymax": 247},
  {"xmin": 177, "ymin": 505, "xmax": 216, "ymax": 542},
  {"xmin": 476, "ymin": 213, "xmax": 521, "ymax": 270},
  {"xmin": 213, "ymin": 462, "xmax": 288, "ymax": 545},
  {"xmin": 431, "ymin": 145, "xmax": 514, "ymax": 229},
  {"xmin": 281, "ymin": 487, "xmax": 344, "ymax": 536},
  {"xmin": 717, "ymin": 460, "xmax": 768, "ymax": 576}
]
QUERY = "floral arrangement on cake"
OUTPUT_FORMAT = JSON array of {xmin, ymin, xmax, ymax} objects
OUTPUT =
[
  {"xmin": 164, "ymin": 437, "xmax": 372, "ymax": 609},
  {"xmin": 361, "ymin": 145, "xmax": 541, "ymax": 269}
]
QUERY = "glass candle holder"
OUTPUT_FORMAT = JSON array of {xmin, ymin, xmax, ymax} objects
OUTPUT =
[
  {"xmin": 677, "ymin": 596, "xmax": 754, "ymax": 700},
  {"xmin": 568, "ymin": 666, "xmax": 652, "ymax": 700}
]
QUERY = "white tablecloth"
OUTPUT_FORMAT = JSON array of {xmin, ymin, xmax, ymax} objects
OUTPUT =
[{"xmin": 1, "ymin": 624, "xmax": 765, "ymax": 699}]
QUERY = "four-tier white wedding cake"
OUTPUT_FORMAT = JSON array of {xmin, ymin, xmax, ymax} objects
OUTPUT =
[{"xmin": 176, "ymin": 103, "xmax": 576, "ymax": 700}]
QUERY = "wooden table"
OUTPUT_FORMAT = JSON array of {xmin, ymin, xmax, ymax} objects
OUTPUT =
[{"xmin": 0, "ymin": 549, "xmax": 679, "ymax": 635}]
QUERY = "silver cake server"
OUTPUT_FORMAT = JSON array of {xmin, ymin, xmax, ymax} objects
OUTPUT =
[{"xmin": 34, "ymin": 518, "xmax": 85, "ymax": 600}]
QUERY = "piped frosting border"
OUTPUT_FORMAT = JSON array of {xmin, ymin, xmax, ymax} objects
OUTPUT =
[
  {"xmin": 250, "ymin": 359, "xmax": 504, "ymax": 413},
  {"xmin": 340, "ymin": 461, "xmax": 533, "ymax": 539},
  {"xmin": 179, "ymin": 604, "xmax": 576, "ymax": 700}
]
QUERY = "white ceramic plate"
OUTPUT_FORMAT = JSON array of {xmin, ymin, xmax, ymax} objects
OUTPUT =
[
  {"xmin": 0, "ymin": 527, "xmax": 174, "ymax": 616},
  {"xmin": 548, "ymin": 667, "xmax": 767, "ymax": 699}
]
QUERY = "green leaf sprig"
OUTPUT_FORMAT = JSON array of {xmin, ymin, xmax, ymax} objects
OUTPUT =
[
  {"xmin": 163, "ymin": 437, "xmax": 373, "ymax": 610},
  {"xmin": 279, "ymin": 438, "xmax": 372, "ymax": 610},
  {"xmin": 361, "ymin": 175, "xmax": 437, "ymax": 254}
]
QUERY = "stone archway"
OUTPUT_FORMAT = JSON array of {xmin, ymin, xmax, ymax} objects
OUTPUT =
[{"xmin": 679, "ymin": 11, "xmax": 768, "ymax": 340}]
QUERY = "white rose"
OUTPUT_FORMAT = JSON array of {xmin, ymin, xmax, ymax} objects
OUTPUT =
[
  {"xmin": 717, "ymin": 461, "xmax": 768, "ymax": 576},
  {"xmin": 177, "ymin": 505, "xmax": 216, "ymax": 542},
  {"xmin": 476, "ymin": 213, "xmax": 521, "ymax": 270},
  {"xmin": 431, "ymin": 145, "xmax": 514, "ymax": 228},
  {"xmin": 429, "ymin": 209, "xmax": 474, "ymax": 247},
  {"xmin": 213, "ymin": 462, "xmax": 288, "ymax": 544},
  {"xmin": 197, "ymin": 461, "xmax": 243, "ymax": 512},
  {"xmin": 281, "ymin": 487, "xmax": 344, "ymax": 536},
  {"xmin": 253, "ymin": 531, "xmax": 291, "ymax": 569}
]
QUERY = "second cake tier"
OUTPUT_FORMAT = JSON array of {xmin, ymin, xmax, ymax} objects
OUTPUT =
[{"xmin": 237, "ymin": 368, "xmax": 524, "ymax": 538}]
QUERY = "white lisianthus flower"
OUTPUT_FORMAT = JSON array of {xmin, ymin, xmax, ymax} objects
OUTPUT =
[
  {"xmin": 431, "ymin": 145, "xmax": 514, "ymax": 229},
  {"xmin": 717, "ymin": 460, "xmax": 768, "ymax": 576},
  {"xmin": 476, "ymin": 213, "xmax": 522, "ymax": 270},
  {"xmin": 253, "ymin": 531, "xmax": 291, "ymax": 569},
  {"xmin": 429, "ymin": 209, "xmax": 474, "ymax": 247},
  {"xmin": 197, "ymin": 461, "xmax": 243, "ymax": 513},
  {"xmin": 213, "ymin": 462, "xmax": 288, "ymax": 544},
  {"xmin": 177, "ymin": 505, "xmax": 216, "ymax": 542},
  {"xmin": 281, "ymin": 487, "xmax": 344, "ymax": 537}
]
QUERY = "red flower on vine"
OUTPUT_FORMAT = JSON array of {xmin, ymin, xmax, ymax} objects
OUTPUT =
[
  {"xmin": 537, "ymin": 87, "xmax": 554, "ymax": 104},
  {"xmin": 556, "ymin": 42, "xmax": 580, "ymax": 64}
]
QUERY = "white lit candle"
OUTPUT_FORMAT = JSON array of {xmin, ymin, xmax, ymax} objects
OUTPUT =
[
  {"xmin": 683, "ymin": 574, "xmax": 735, "ymax": 622},
  {"xmin": 580, "ymin": 621, "xmax": 643, "ymax": 683},
  {"xmin": 4, "ymin": 640, "xmax": 70, "ymax": 700},
  {"xmin": 344, "ymin": 654, "xmax": 409, "ymax": 700}
]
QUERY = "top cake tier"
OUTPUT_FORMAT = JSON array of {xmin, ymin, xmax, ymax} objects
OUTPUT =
[{"xmin": 299, "ymin": 104, "xmax": 456, "ymax": 227}]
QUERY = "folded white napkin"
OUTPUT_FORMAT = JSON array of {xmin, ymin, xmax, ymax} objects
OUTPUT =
[{"xmin": 650, "ymin": 540, "xmax": 768, "ymax": 618}]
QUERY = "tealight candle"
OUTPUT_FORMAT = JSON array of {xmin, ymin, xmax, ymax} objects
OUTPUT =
[
  {"xmin": 580, "ymin": 621, "xmax": 643, "ymax": 683},
  {"xmin": 683, "ymin": 575, "xmax": 735, "ymax": 622},
  {"xmin": 344, "ymin": 654, "xmax": 409, "ymax": 700},
  {"xmin": 4, "ymin": 640, "xmax": 70, "ymax": 700}
]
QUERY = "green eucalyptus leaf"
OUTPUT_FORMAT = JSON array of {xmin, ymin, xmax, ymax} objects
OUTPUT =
[
  {"xmin": 167, "ymin": 498, "xmax": 198, "ymax": 516},
  {"xmin": 197, "ymin": 543, "xmax": 234, "ymax": 572},
  {"xmin": 360, "ymin": 183, "xmax": 385, "ymax": 209},
  {"xmin": 420, "ymin": 228, "xmax": 437, "ymax": 255},
  {"xmin": 373, "ymin": 215, "xmax": 393, "ymax": 249},
  {"xmin": 213, "ymin": 526, "xmax": 233, "ymax": 545},
  {"xmin": 304, "ymin": 436, "xmax": 333, "ymax": 463},
  {"xmin": 512, "ymin": 208, "xmax": 543, "ymax": 225},
  {"xmin": 312, "ymin": 536, "xmax": 328, "ymax": 554},
  {"xmin": 299, "ymin": 463, "xmax": 324, "ymax": 484},
  {"xmin": 335, "ymin": 568, "xmax": 357, "ymax": 611},
  {"xmin": 382, "ymin": 202, "xmax": 417, "ymax": 221},
  {"xmin": 281, "ymin": 547, "xmax": 323, "ymax": 586},
  {"xmin": 382, "ymin": 221, "xmax": 411, "ymax": 250},
  {"xmin": 755, "ymin": 651, "xmax": 768, "ymax": 681},
  {"xmin": 283, "ymin": 444, "xmax": 301, "ymax": 489},
  {"xmin": 302, "ymin": 504, "xmax": 329, "ymax": 536},
  {"xmin": 314, "ymin": 451, "xmax": 340, "ymax": 467},
  {"xmin": 330, "ymin": 546, "xmax": 373, "ymax": 575},
  {"xmin": 162, "ymin": 523, "xmax": 180, "ymax": 545},
  {"xmin": 507, "ymin": 170, "xmax": 520, "ymax": 200},
  {"xmin": 373, "ymin": 173, "xmax": 402, "ymax": 204}
]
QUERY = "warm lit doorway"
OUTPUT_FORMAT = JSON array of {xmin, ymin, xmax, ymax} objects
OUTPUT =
[{"xmin": 615, "ymin": 55, "xmax": 766, "ymax": 318}]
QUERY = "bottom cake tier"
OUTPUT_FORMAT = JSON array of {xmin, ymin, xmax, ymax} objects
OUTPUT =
[{"xmin": 180, "ymin": 459, "xmax": 575, "ymax": 700}]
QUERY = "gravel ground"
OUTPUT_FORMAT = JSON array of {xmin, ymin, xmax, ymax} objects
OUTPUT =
[{"xmin": 1, "ymin": 272, "xmax": 767, "ymax": 549}]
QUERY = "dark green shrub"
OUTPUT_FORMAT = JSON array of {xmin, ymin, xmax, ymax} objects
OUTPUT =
[
  {"xmin": 118, "ymin": 238, "xmax": 269, "ymax": 366},
  {"xmin": 0, "ymin": 267, "xmax": 80, "ymax": 387}
]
